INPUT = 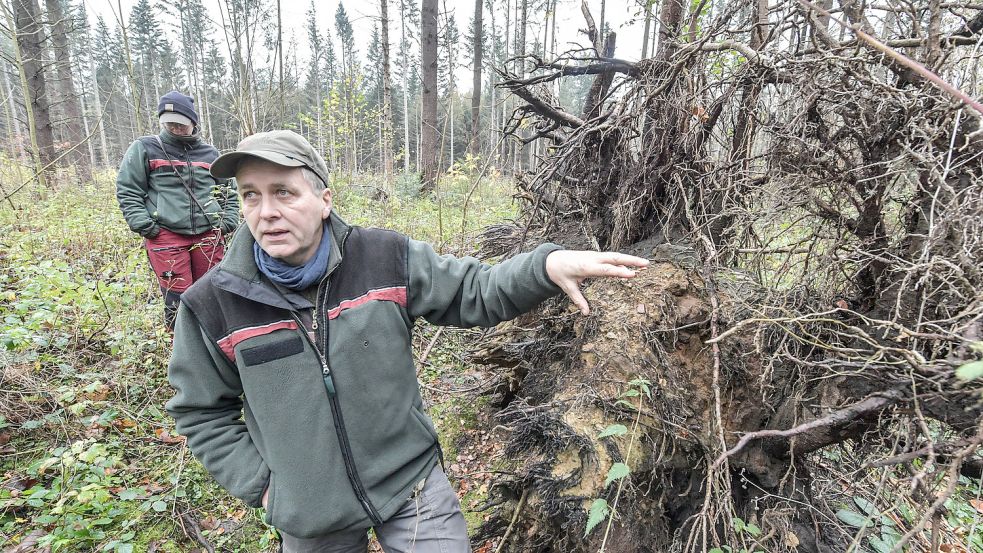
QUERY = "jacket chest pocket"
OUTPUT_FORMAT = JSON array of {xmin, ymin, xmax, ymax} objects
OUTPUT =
[
  {"xmin": 241, "ymin": 335, "xmax": 304, "ymax": 366},
  {"xmin": 237, "ymin": 334, "xmax": 322, "ymax": 401},
  {"xmin": 237, "ymin": 334, "xmax": 329, "ymax": 444}
]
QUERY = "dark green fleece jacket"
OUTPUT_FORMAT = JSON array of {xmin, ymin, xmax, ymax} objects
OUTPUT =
[
  {"xmin": 165, "ymin": 214, "xmax": 562, "ymax": 538},
  {"xmin": 116, "ymin": 130, "xmax": 239, "ymax": 237}
]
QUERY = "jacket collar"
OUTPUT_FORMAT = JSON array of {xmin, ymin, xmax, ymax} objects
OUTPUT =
[
  {"xmin": 159, "ymin": 128, "xmax": 201, "ymax": 148},
  {"xmin": 211, "ymin": 213, "xmax": 351, "ymax": 310}
]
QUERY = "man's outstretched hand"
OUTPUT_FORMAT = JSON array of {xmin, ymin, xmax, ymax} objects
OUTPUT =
[{"xmin": 545, "ymin": 250, "xmax": 650, "ymax": 315}]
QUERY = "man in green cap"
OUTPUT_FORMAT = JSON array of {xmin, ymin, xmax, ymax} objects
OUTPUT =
[{"xmin": 165, "ymin": 130, "xmax": 648, "ymax": 552}]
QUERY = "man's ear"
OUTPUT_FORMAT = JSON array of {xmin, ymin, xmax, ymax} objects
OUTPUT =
[{"xmin": 321, "ymin": 188, "xmax": 333, "ymax": 219}]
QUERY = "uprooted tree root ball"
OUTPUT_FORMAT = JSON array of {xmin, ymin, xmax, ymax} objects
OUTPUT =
[
  {"xmin": 473, "ymin": 1, "xmax": 983, "ymax": 552},
  {"xmin": 475, "ymin": 261, "xmax": 822, "ymax": 552}
]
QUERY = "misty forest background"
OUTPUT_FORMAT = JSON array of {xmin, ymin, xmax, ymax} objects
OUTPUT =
[{"xmin": 0, "ymin": 0, "xmax": 605, "ymax": 190}]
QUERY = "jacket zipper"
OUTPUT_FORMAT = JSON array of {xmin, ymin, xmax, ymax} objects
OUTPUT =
[
  {"xmin": 181, "ymin": 145, "xmax": 198, "ymax": 235},
  {"xmin": 289, "ymin": 227, "xmax": 383, "ymax": 525}
]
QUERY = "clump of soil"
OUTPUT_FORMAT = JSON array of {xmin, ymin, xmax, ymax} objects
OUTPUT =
[{"xmin": 476, "ymin": 261, "xmax": 777, "ymax": 552}]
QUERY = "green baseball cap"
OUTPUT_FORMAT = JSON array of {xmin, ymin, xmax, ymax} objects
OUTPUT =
[{"xmin": 210, "ymin": 130, "xmax": 330, "ymax": 186}]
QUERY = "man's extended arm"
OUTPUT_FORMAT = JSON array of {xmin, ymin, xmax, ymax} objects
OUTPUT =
[
  {"xmin": 165, "ymin": 305, "xmax": 269, "ymax": 507},
  {"xmin": 115, "ymin": 141, "xmax": 159, "ymax": 238},
  {"xmin": 406, "ymin": 240, "xmax": 648, "ymax": 326}
]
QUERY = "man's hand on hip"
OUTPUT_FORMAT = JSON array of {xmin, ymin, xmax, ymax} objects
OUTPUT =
[{"xmin": 545, "ymin": 250, "xmax": 650, "ymax": 315}]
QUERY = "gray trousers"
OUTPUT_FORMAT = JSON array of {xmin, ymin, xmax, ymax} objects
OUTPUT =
[{"xmin": 279, "ymin": 466, "xmax": 472, "ymax": 553}]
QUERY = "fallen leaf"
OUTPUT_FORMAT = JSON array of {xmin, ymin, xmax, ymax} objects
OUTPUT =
[
  {"xmin": 200, "ymin": 516, "xmax": 220, "ymax": 530},
  {"xmin": 113, "ymin": 418, "xmax": 138, "ymax": 430},
  {"xmin": 83, "ymin": 385, "xmax": 111, "ymax": 402},
  {"xmin": 140, "ymin": 480, "xmax": 167, "ymax": 493},
  {"xmin": 3, "ymin": 476, "xmax": 38, "ymax": 492},
  {"xmin": 7, "ymin": 529, "xmax": 49, "ymax": 553},
  {"xmin": 154, "ymin": 428, "xmax": 186, "ymax": 444},
  {"xmin": 970, "ymin": 498, "xmax": 983, "ymax": 514}
]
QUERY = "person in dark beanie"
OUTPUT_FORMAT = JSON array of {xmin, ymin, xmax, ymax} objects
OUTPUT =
[{"xmin": 116, "ymin": 91, "xmax": 240, "ymax": 331}]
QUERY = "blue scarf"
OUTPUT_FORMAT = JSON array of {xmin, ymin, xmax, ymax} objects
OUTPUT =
[{"xmin": 254, "ymin": 222, "xmax": 331, "ymax": 290}]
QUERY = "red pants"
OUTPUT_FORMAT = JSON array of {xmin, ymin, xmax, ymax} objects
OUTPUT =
[{"xmin": 145, "ymin": 228, "xmax": 224, "ymax": 328}]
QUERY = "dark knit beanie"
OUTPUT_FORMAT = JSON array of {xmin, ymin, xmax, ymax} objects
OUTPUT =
[{"xmin": 158, "ymin": 91, "xmax": 199, "ymax": 127}]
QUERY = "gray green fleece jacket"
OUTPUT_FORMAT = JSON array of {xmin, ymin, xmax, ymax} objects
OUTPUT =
[
  {"xmin": 165, "ymin": 214, "xmax": 562, "ymax": 538},
  {"xmin": 116, "ymin": 130, "xmax": 239, "ymax": 238}
]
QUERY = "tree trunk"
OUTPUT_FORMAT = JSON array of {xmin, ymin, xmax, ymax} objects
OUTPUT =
[
  {"xmin": 2, "ymin": 59, "xmax": 27, "ymax": 161},
  {"xmin": 729, "ymin": 0, "xmax": 769, "ymax": 167},
  {"xmin": 419, "ymin": 0, "xmax": 439, "ymax": 191},
  {"xmin": 656, "ymin": 0, "xmax": 686, "ymax": 60},
  {"xmin": 381, "ymin": 0, "xmax": 395, "ymax": 186},
  {"xmin": 277, "ymin": 0, "xmax": 285, "ymax": 122},
  {"xmin": 116, "ymin": 0, "xmax": 144, "ymax": 135},
  {"xmin": 641, "ymin": 1, "xmax": 652, "ymax": 59},
  {"xmin": 399, "ymin": 0, "xmax": 411, "ymax": 175},
  {"xmin": 12, "ymin": 0, "xmax": 55, "ymax": 179},
  {"xmin": 72, "ymin": 57, "xmax": 95, "ymax": 168},
  {"xmin": 500, "ymin": 0, "xmax": 510, "ymax": 167},
  {"xmin": 469, "ymin": 0, "xmax": 482, "ymax": 157},
  {"xmin": 448, "ymin": 96, "xmax": 454, "ymax": 167},
  {"xmin": 44, "ymin": 0, "xmax": 89, "ymax": 180},
  {"xmin": 516, "ymin": 0, "xmax": 527, "ymax": 172}
]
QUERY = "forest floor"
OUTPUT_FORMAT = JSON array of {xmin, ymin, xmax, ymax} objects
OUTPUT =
[
  {"xmin": 3, "ymin": 169, "xmax": 982, "ymax": 553},
  {"xmin": 0, "ymin": 166, "xmax": 516, "ymax": 552}
]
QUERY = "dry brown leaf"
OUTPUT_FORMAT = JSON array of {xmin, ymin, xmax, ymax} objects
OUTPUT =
[
  {"xmin": 154, "ymin": 428, "xmax": 185, "ymax": 444},
  {"xmin": 7, "ymin": 529, "xmax": 49, "ymax": 553},
  {"xmin": 83, "ymin": 385, "xmax": 111, "ymax": 402},
  {"xmin": 140, "ymin": 479, "xmax": 167, "ymax": 493},
  {"xmin": 113, "ymin": 418, "xmax": 138, "ymax": 430}
]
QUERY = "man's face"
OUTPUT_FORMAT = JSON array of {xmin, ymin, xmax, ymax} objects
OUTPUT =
[
  {"xmin": 237, "ymin": 160, "xmax": 333, "ymax": 266},
  {"xmin": 164, "ymin": 121, "xmax": 193, "ymax": 136}
]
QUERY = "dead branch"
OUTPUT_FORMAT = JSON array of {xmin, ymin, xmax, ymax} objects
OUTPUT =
[{"xmin": 711, "ymin": 389, "xmax": 905, "ymax": 469}]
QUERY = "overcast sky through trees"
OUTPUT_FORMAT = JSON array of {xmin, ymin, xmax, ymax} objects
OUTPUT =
[{"xmin": 92, "ymin": 0, "xmax": 650, "ymax": 92}]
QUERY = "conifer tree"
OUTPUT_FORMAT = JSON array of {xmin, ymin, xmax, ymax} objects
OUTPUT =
[{"xmin": 335, "ymin": 2, "xmax": 358, "ymax": 174}]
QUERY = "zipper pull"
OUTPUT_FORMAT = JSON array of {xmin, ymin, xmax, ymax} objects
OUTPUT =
[
  {"xmin": 312, "ymin": 309, "xmax": 318, "ymax": 330},
  {"xmin": 321, "ymin": 362, "xmax": 336, "ymax": 396}
]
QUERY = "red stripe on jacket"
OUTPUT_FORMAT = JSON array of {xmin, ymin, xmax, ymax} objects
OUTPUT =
[
  {"xmin": 217, "ymin": 320, "xmax": 298, "ymax": 361},
  {"xmin": 149, "ymin": 159, "xmax": 212, "ymax": 171},
  {"xmin": 327, "ymin": 286, "xmax": 407, "ymax": 320}
]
